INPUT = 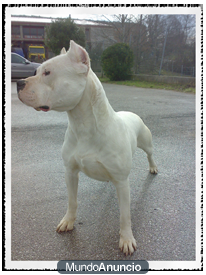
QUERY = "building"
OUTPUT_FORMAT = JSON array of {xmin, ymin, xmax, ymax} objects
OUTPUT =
[{"xmin": 11, "ymin": 15, "xmax": 112, "ymax": 60}]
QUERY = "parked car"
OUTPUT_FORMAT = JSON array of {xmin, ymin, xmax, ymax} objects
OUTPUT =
[{"xmin": 11, "ymin": 52, "xmax": 41, "ymax": 79}]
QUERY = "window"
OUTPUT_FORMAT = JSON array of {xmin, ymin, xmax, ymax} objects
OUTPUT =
[
  {"xmin": 23, "ymin": 27, "xmax": 44, "ymax": 38},
  {"xmin": 12, "ymin": 26, "xmax": 20, "ymax": 37},
  {"xmin": 37, "ymin": 28, "xmax": 44, "ymax": 37},
  {"xmin": 11, "ymin": 54, "xmax": 25, "ymax": 64},
  {"xmin": 29, "ymin": 48, "xmax": 45, "ymax": 54}
]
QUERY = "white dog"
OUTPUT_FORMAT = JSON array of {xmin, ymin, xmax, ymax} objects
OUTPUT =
[{"xmin": 17, "ymin": 40, "xmax": 158, "ymax": 255}]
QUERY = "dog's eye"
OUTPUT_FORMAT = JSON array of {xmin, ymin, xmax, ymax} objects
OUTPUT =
[{"xmin": 44, "ymin": 70, "xmax": 50, "ymax": 76}]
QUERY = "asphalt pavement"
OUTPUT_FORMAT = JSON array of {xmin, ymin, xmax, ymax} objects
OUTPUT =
[{"xmin": 10, "ymin": 81, "xmax": 196, "ymax": 266}]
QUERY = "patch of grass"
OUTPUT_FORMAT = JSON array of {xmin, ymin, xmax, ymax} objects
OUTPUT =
[{"xmin": 99, "ymin": 77, "xmax": 195, "ymax": 93}]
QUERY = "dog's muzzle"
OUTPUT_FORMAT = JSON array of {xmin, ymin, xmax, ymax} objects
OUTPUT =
[{"xmin": 17, "ymin": 79, "xmax": 26, "ymax": 93}]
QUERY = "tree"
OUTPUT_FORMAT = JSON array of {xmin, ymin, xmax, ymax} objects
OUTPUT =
[
  {"xmin": 130, "ymin": 15, "xmax": 149, "ymax": 73},
  {"xmin": 93, "ymin": 14, "xmax": 136, "ymax": 45},
  {"xmin": 163, "ymin": 14, "xmax": 196, "ymax": 73},
  {"xmin": 144, "ymin": 14, "xmax": 165, "ymax": 73},
  {"xmin": 101, "ymin": 43, "xmax": 134, "ymax": 81},
  {"xmin": 44, "ymin": 17, "xmax": 85, "ymax": 55},
  {"xmin": 87, "ymin": 14, "xmax": 195, "ymax": 75}
]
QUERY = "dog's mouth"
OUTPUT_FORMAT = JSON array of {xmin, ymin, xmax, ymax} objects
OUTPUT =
[{"xmin": 35, "ymin": 106, "xmax": 50, "ymax": 112}]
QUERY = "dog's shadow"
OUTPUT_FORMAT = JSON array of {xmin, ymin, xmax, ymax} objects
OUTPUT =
[
  {"xmin": 141, "ymin": 172, "xmax": 157, "ymax": 196},
  {"xmin": 132, "ymin": 172, "xmax": 158, "ymax": 222}
]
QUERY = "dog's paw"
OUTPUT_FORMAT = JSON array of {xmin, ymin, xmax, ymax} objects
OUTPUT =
[
  {"xmin": 56, "ymin": 217, "xmax": 75, "ymax": 232},
  {"xmin": 119, "ymin": 232, "xmax": 137, "ymax": 256},
  {"xmin": 150, "ymin": 166, "xmax": 158, "ymax": 174}
]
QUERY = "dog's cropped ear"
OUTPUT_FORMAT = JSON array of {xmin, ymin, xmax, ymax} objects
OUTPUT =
[
  {"xmin": 68, "ymin": 40, "xmax": 90, "ymax": 75},
  {"xmin": 60, "ymin": 47, "xmax": 67, "ymax": 55}
]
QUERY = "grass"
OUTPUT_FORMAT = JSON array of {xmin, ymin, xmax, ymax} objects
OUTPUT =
[{"xmin": 99, "ymin": 77, "xmax": 195, "ymax": 93}]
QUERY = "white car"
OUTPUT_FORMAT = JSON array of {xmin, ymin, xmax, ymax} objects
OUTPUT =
[{"xmin": 11, "ymin": 52, "xmax": 41, "ymax": 79}]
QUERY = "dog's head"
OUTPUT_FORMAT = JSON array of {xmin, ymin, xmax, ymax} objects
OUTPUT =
[{"xmin": 17, "ymin": 41, "xmax": 90, "ymax": 112}]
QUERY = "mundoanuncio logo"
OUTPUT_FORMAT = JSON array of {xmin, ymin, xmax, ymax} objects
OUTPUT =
[{"xmin": 57, "ymin": 260, "xmax": 149, "ymax": 274}]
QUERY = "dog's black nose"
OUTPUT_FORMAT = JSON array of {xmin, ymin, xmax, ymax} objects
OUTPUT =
[{"xmin": 17, "ymin": 79, "xmax": 26, "ymax": 93}]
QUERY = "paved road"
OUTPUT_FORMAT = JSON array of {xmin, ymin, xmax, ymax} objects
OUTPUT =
[{"xmin": 11, "ymin": 81, "xmax": 196, "ymax": 264}]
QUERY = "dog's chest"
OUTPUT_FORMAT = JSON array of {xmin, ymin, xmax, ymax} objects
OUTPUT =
[{"xmin": 75, "ymin": 153, "xmax": 112, "ymax": 182}]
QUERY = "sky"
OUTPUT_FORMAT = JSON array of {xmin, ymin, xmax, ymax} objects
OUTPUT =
[
  {"xmin": 13, "ymin": 14, "xmax": 103, "ymax": 20},
  {"xmin": 9, "ymin": 4, "xmax": 201, "ymax": 22},
  {"xmin": 9, "ymin": 6, "xmax": 116, "ymax": 21}
]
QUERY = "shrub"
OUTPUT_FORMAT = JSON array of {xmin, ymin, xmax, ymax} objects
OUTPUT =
[{"xmin": 101, "ymin": 43, "xmax": 134, "ymax": 81}]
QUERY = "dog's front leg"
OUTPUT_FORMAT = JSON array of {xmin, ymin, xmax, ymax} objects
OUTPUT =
[
  {"xmin": 115, "ymin": 179, "xmax": 137, "ymax": 255},
  {"xmin": 57, "ymin": 167, "xmax": 79, "ymax": 232}
]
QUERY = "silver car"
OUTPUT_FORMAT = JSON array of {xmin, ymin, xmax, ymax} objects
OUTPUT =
[{"xmin": 11, "ymin": 52, "xmax": 41, "ymax": 79}]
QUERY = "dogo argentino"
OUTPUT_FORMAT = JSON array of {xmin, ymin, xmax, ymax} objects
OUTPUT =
[{"xmin": 17, "ymin": 40, "xmax": 158, "ymax": 255}]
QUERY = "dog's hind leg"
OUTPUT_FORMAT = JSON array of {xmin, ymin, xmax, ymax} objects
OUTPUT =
[
  {"xmin": 114, "ymin": 179, "xmax": 137, "ymax": 255},
  {"xmin": 137, "ymin": 124, "xmax": 158, "ymax": 174},
  {"xmin": 57, "ymin": 167, "xmax": 79, "ymax": 232}
]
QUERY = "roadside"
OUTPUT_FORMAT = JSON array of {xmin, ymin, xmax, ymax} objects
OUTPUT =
[
  {"xmin": 12, "ymin": 76, "xmax": 195, "ymax": 93},
  {"xmin": 99, "ymin": 77, "xmax": 195, "ymax": 93}
]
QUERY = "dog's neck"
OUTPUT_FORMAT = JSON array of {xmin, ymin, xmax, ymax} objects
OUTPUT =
[{"xmin": 67, "ymin": 69, "xmax": 115, "ymax": 137}]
